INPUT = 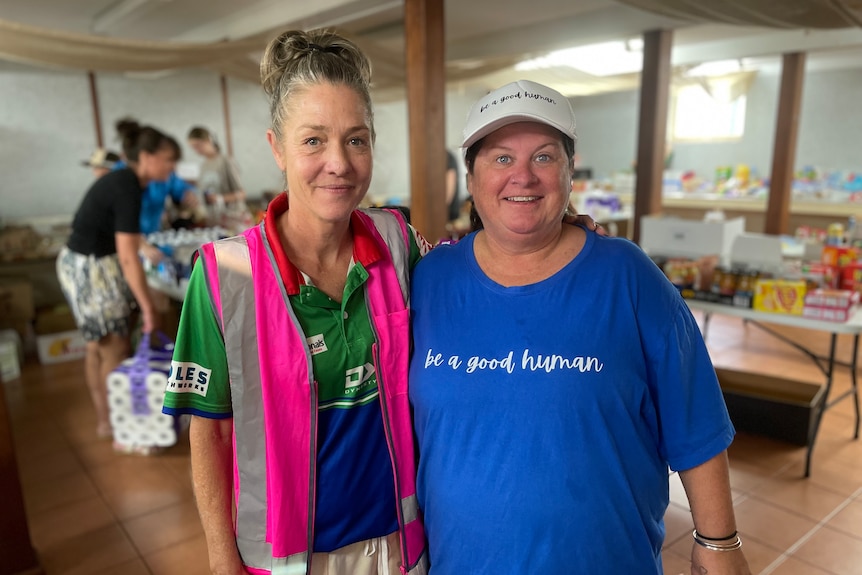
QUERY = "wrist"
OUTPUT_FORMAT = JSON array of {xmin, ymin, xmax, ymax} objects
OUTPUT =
[{"xmin": 692, "ymin": 529, "xmax": 742, "ymax": 552}]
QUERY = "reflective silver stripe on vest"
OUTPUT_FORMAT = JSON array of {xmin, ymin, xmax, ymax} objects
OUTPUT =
[
  {"xmin": 401, "ymin": 493, "xmax": 419, "ymax": 525},
  {"xmin": 360, "ymin": 209, "xmax": 410, "ymax": 305},
  {"xmin": 270, "ymin": 553, "xmax": 309, "ymax": 574},
  {"xmin": 212, "ymin": 237, "xmax": 272, "ymax": 569},
  {"xmin": 408, "ymin": 553, "xmax": 429, "ymax": 575}
]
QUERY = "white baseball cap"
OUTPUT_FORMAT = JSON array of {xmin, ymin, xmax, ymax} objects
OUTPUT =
[{"xmin": 462, "ymin": 80, "xmax": 578, "ymax": 150}]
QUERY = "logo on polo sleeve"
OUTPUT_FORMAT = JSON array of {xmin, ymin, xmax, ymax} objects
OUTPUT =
[{"xmin": 167, "ymin": 361, "xmax": 211, "ymax": 396}]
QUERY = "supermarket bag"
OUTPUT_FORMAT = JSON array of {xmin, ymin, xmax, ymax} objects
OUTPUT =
[{"xmin": 106, "ymin": 332, "xmax": 179, "ymax": 454}]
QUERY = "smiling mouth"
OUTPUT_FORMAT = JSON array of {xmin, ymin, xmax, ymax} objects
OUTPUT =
[{"xmin": 505, "ymin": 196, "xmax": 540, "ymax": 202}]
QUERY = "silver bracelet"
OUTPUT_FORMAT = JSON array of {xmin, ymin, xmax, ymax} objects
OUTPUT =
[{"xmin": 692, "ymin": 529, "xmax": 743, "ymax": 552}]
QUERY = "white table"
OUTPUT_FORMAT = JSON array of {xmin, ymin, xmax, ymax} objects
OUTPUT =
[
  {"xmin": 686, "ymin": 299, "xmax": 862, "ymax": 477},
  {"xmin": 147, "ymin": 276, "xmax": 188, "ymax": 302}
]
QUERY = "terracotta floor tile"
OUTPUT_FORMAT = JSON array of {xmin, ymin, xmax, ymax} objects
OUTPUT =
[
  {"xmin": 727, "ymin": 456, "xmax": 777, "ymax": 493},
  {"xmin": 726, "ymin": 433, "xmax": 806, "ymax": 474},
  {"xmin": 669, "ymin": 531, "xmax": 783, "ymax": 574},
  {"xmin": 776, "ymin": 458, "xmax": 862, "ymax": 498},
  {"xmin": 38, "ymin": 524, "xmax": 138, "ymax": 575},
  {"xmin": 811, "ymin": 437, "xmax": 862, "ymax": 472},
  {"xmin": 747, "ymin": 476, "xmax": 849, "ymax": 522},
  {"xmin": 144, "ymin": 533, "xmax": 211, "ymax": 575},
  {"xmin": 12, "ymin": 424, "xmax": 73, "ymax": 463},
  {"xmin": 28, "ymin": 495, "xmax": 116, "ymax": 550},
  {"xmin": 792, "ymin": 525, "xmax": 862, "ymax": 575},
  {"xmin": 22, "ymin": 469, "xmax": 99, "ymax": 515},
  {"xmin": 824, "ymin": 496, "xmax": 862, "ymax": 540},
  {"xmin": 74, "ymin": 438, "xmax": 122, "ymax": 470},
  {"xmin": 767, "ymin": 555, "xmax": 838, "ymax": 575},
  {"xmin": 661, "ymin": 549, "xmax": 691, "ymax": 575},
  {"xmin": 89, "ymin": 456, "xmax": 192, "ymax": 520},
  {"xmin": 123, "ymin": 500, "xmax": 203, "ymax": 554},
  {"xmin": 16, "ymin": 443, "xmax": 84, "ymax": 485},
  {"xmin": 159, "ymin": 447, "xmax": 194, "ymax": 494},
  {"xmin": 663, "ymin": 502, "xmax": 693, "ymax": 549},
  {"xmin": 733, "ymin": 497, "xmax": 819, "ymax": 551},
  {"xmin": 91, "ymin": 557, "xmax": 152, "ymax": 575},
  {"xmin": 668, "ymin": 471, "xmax": 689, "ymax": 510}
]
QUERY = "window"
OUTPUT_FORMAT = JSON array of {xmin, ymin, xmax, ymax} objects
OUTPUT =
[{"xmin": 672, "ymin": 82, "xmax": 747, "ymax": 141}]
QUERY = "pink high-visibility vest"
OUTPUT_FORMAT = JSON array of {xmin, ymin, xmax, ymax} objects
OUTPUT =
[{"xmin": 198, "ymin": 209, "xmax": 427, "ymax": 575}]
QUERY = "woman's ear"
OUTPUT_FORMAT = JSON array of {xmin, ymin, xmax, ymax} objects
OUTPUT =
[{"xmin": 266, "ymin": 130, "xmax": 286, "ymax": 172}]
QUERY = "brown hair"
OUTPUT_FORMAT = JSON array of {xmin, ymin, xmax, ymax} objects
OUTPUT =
[
  {"xmin": 187, "ymin": 126, "xmax": 220, "ymax": 152},
  {"xmin": 260, "ymin": 28, "xmax": 374, "ymax": 143},
  {"xmin": 115, "ymin": 118, "xmax": 177, "ymax": 163}
]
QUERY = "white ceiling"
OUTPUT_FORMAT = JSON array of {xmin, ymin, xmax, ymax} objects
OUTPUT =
[{"xmin": 1, "ymin": 0, "xmax": 861, "ymax": 97}]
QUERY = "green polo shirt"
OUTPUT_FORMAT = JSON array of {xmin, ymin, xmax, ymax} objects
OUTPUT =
[{"xmin": 163, "ymin": 196, "xmax": 428, "ymax": 552}]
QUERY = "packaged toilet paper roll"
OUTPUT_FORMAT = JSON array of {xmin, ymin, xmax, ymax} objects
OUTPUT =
[{"xmin": 107, "ymin": 362, "xmax": 178, "ymax": 450}]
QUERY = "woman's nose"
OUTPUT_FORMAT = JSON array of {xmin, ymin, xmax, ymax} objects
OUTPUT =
[
  {"xmin": 509, "ymin": 160, "xmax": 538, "ymax": 186},
  {"xmin": 324, "ymin": 143, "xmax": 350, "ymax": 175}
]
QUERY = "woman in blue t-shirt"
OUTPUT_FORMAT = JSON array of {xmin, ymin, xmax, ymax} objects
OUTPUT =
[{"xmin": 409, "ymin": 80, "xmax": 751, "ymax": 575}]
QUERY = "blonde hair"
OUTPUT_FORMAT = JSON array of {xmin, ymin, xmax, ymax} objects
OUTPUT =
[{"xmin": 260, "ymin": 29, "xmax": 374, "ymax": 143}]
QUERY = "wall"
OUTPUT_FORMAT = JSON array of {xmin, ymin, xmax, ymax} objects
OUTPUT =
[
  {"xmin": 370, "ymin": 84, "xmax": 485, "ymax": 205},
  {"xmin": 0, "ymin": 71, "xmax": 94, "ymax": 221},
  {"xmin": 569, "ymin": 89, "xmax": 641, "ymax": 180},
  {"xmin": 0, "ymin": 68, "xmax": 283, "ymax": 222},
  {"xmin": 569, "ymin": 67, "xmax": 862, "ymax": 183}
]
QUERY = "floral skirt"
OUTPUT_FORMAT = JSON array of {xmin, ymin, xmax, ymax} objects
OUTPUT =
[{"xmin": 56, "ymin": 246, "xmax": 136, "ymax": 341}]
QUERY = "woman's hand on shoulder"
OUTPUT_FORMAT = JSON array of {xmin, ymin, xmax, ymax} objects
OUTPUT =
[{"xmin": 563, "ymin": 209, "xmax": 608, "ymax": 236}]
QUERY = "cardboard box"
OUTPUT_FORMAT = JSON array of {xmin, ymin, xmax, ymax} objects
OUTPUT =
[
  {"xmin": 716, "ymin": 368, "xmax": 823, "ymax": 446},
  {"xmin": 804, "ymin": 288, "xmax": 859, "ymax": 309},
  {"xmin": 0, "ymin": 340, "xmax": 21, "ymax": 382},
  {"xmin": 0, "ymin": 279, "xmax": 34, "ymax": 320},
  {"xmin": 36, "ymin": 329, "xmax": 86, "ymax": 364},
  {"xmin": 802, "ymin": 306, "xmax": 856, "ymax": 322},
  {"xmin": 34, "ymin": 306, "xmax": 78, "ymax": 335},
  {"xmin": 753, "ymin": 279, "xmax": 807, "ymax": 315},
  {"xmin": 821, "ymin": 245, "xmax": 858, "ymax": 267},
  {"xmin": 0, "ymin": 317, "xmax": 31, "ymax": 347},
  {"xmin": 840, "ymin": 263, "xmax": 862, "ymax": 292},
  {"xmin": 639, "ymin": 216, "xmax": 745, "ymax": 267}
]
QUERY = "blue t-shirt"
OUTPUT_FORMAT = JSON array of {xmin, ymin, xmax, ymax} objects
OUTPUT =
[
  {"xmin": 141, "ymin": 173, "xmax": 192, "ymax": 234},
  {"xmin": 113, "ymin": 161, "xmax": 192, "ymax": 234},
  {"xmin": 409, "ymin": 230, "xmax": 734, "ymax": 574}
]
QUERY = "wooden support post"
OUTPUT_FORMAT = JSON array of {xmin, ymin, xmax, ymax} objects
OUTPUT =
[
  {"xmin": 220, "ymin": 75, "xmax": 234, "ymax": 158},
  {"xmin": 404, "ymin": 0, "xmax": 447, "ymax": 241},
  {"xmin": 766, "ymin": 53, "xmax": 806, "ymax": 236},
  {"xmin": 0, "ymin": 387, "xmax": 42, "ymax": 575},
  {"xmin": 88, "ymin": 71, "xmax": 103, "ymax": 148},
  {"xmin": 632, "ymin": 29, "xmax": 673, "ymax": 244}
]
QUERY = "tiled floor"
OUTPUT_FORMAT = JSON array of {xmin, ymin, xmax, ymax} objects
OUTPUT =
[{"xmin": 3, "ymin": 311, "xmax": 862, "ymax": 574}]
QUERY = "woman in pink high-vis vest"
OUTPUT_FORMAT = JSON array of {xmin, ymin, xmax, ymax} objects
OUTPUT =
[{"xmin": 165, "ymin": 29, "xmax": 430, "ymax": 575}]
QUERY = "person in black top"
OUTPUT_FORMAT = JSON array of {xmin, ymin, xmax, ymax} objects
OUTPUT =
[
  {"xmin": 57, "ymin": 119, "xmax": 179, "ymax": 440},
  {"xmin": 445, "ymin": 149, "xmax": 462, "ymax": 222}
]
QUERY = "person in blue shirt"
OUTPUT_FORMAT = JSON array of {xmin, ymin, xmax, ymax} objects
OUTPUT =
[
  {"xmin": 139, "ymin": 170, "xmax": 198, "ymax": 234},
  {"xmin": 409, "ymin": 80, "xmax": 751, "ymax": 575},
  {"xmin": 114, "ymin": 128, "xmax": 199, "ymax": 235}
]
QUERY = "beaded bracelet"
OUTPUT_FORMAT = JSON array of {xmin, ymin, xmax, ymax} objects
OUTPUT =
[{"xmin": 692, "ymin": 529, "xmax": 743, "ymax": 552}]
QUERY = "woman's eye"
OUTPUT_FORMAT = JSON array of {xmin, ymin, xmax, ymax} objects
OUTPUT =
[
  {"xmin": 304, "ymin": 137, "xmax": 320, "ymax": 146},
  {"xmin": 495, "ymin": 155, "xmax": 511, "ymax": 164},
  {"xmin": 536, "ymin": 153, "xmax": 551, "ymax": 163},
  {"xmin": 349, "ymin": 137, "xmax": 367, "ymax": 146}
]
